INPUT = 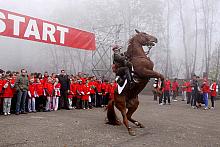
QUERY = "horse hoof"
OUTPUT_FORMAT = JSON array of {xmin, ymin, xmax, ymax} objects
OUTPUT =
[
  {"xmin": 128, "ymin": 130, "xmax": 136, "ymax": 136},
  {"xmin": 139, "ymin": 124, "xmax": 145, "ymax": 128},
  {"xmin": 115, "ymin": 120, "xmax": 122, "ymax": 125}
]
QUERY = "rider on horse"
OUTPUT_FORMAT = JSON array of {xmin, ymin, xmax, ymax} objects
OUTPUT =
[{"xmin": 112, "ymin": 45, "xmax": 135, "ymax": 88}]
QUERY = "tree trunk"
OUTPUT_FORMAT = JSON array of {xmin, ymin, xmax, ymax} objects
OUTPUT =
[
  {"xmin": 178, "ymin": 0, "xmax": 190, "ymax": 79},
  {"xmin": 192, "ymin": 0, "xmax": 198, "ymax": 75},
  {"xmin": 165, "ymin": 0, "xmax": 170, "ymax": 78},
  {"xmin": 215, "ymin": 44, "xmax": 220, "ymax": 80},
  {"xmin": 202, "ymin": 0, "xmax": 214, "ymax": 77}
]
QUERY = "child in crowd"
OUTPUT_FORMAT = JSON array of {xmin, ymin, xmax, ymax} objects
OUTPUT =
[
  {"xmin": 76, "ymin": 80, "xmax": 83, "ymax": 109},
  {"xmin": 53, "ymin": 78, "xmax": 60, "ymax": 111},
  {"xmin": 88, "ymin": 78, "xmax": 97, "ymax": 108},
  {"xmin": 2, "ymin": 74, "xmax": 14, "ymax": 115},
  {"xmin": 210, "ymin": 80, "xmax": 217, "ymax": 109},
  {"xmin": 201, "ymin": 79, "xmax": 210, "ymax": 110},
  {"xmin": 44, "ymin": 77, "xmax": 54, "ymax": 112},
  {"xmin": 171, "ymin": 79, "xmax": 179, "ymax": 102},
  {"xmin": 82, "ymin": 81, "xmax": 90, "ymax": 109},
  {"xmin": 0, "ymin": 74, "xmax": 4, "ymax": 114},
  {"xmin": 35, "ymin": 78, "xmax": 44, "ymax": 111},
  {"xmin": 28, "ymin": 78, "xmax": 36, "ymax": 112},
  {"xmin": 185, "ymin": 80, "xmax": 192, "ymax": 105},
  {"xmin": 10, "ymin": 72, "xmax": 17, "ymax": 113},
  {"xmin": 67, "ymin": 79, "xmax": 74, "ymax": 109},
  {"xmin": 70, "ymin": 78, "xmax": 77, "ymax": 109}
]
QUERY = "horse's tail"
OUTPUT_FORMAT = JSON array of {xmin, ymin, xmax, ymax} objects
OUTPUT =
[{"xmin": 106, "ymin": 99, "xmax": 121, "ymax": 125}]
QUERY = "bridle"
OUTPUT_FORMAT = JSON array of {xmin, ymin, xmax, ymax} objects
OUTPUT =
[{"xmin": 145, "ymin": 45, "xmax": 152, "ymax": 56}]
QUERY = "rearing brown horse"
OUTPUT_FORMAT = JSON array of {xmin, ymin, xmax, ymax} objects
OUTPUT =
[{"xmin": 106, "ymin": 29, "xmax": 164, "ymax": 136}]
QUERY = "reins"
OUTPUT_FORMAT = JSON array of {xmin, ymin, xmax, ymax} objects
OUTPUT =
[{"xmin": 145, "ymin": 46, "xmax": 152, "ymax": 56}]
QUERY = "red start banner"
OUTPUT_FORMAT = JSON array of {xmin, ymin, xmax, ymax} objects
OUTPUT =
[{"xmin": 0, "ymin": 9, "xmax": 96, "ymax": 50}]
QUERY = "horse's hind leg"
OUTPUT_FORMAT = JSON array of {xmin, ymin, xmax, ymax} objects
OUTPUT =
[
  {"xmin": 115, "ymin": 96, "xmax": 136, "ymax": 136},
  {"xmin": 126, "ymin": 97, "xmax": 145, "ymax": 128}
]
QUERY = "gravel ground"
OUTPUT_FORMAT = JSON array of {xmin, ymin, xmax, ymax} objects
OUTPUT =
[{"xmin": 0, "ymin": 95, "xmax": 220, "ymax": 147}]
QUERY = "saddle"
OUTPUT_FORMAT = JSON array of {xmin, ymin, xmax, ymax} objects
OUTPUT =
[{"xmin": 112, "ymin": 63, "xmax": 139, "ymax": 87}]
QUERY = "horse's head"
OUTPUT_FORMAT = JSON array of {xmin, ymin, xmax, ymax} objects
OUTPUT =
[{"xmin": 134, "ymin": 29, "xmax": 158, "ymax": 47}]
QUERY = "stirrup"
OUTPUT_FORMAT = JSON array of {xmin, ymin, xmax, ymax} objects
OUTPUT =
[{"xmin": 133, "ymin": 78, "xmax": 139, "ymax": 83}]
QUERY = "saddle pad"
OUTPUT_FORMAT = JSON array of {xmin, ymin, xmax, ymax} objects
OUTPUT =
[{"xmin": 118, "ymin": 79, "xmax": 127, "ymax": 94}]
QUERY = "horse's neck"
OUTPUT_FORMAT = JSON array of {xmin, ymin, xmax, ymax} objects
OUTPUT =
[{"xmin": 127, "ymin": 42, "xmax": 146, "ymax": 59}]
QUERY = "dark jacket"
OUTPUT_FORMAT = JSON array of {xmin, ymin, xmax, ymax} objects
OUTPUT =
[
  {"xmin": 113, "ymin": 52, "xmax": 132, "ymax": 69},
  {"xmin": 58, "ymin": 75, "xmax": 70, "ymax": 91},
  {"xmin": 15, "ymin": 75, "xmax": 29, "ymax": 91},
  {"xmin": 113, "ymin": 53, "xmax": 126, "ymax": 67},
  {"xmin": 191, "ymin": 79, "xmax": 199, "ymax": 93}
]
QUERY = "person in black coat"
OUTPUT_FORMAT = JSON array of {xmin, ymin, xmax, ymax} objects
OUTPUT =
[{"xmin": 58, "ymin": 70, "xmax": 70, "ymax": 110}]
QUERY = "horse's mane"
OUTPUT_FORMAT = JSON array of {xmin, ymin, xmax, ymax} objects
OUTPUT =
[
  {"xmin": 126, "ymin": 34, "xmax": 144, "ymax": 59},
  {"xmin": 128, "ymin": 34, "xmax": 137, "ymax": 44}
]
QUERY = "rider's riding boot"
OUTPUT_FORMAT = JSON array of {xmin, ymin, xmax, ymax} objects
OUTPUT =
[{"xmin": 125, "ymin": 70, "xmax": 135, "ymax": 89}]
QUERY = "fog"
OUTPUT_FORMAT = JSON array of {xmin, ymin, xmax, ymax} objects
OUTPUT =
[{"xmin": 0, "ymin": 0, "xmax": 220, "ymax": 79}]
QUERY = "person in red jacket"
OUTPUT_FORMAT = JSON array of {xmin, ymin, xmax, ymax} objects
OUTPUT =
[
  {"xmin": 44, "ymin": 77, "xmax": 54, "ymax": 111},
  {"xmin": 0, "ymin": 74, "xmax": 3, "ymax": 95},
  {"xmin": 76, "ymin": 80, "xmax": 83, "ymax": 109},
  {"xmin": 67, "ymin": 79, "xmax": 74, "ymax": 109},
  {"xmin": 164, "ymin": 78, "xmax": 171, "ymax": 104},
  {"xmin": 210, "ymin": 80, "xmax": 217, "ymax": 109},
  {"xmin": 185, "ymin": 80, "xmax": 192, "ymax": 104},
  {"xmin": 0, "ymin": 74, "xmax": 4, "ymax": 113},
  {"xmin": 181, "ymin": 80, "xmax": 187, "ymax": 101},
  {"xmin": 2, "ymin": 74, "xmax": 14, "ymax": 115},
  {"xmin": 88, "ymin": 77, "xmax": 97, "ymax": 108},
  {"xmin": 35, "ymin": 78, "xmax": 44, "ymax": 111},
  {"xmin": 171, "ymin": 78, "xmax": 179, "ymax": 102},
  {"xmin": 70, "ymin": 78, "xmax": 77, "ymax": 109},
  {"xmin": 201, "ymin": 78, "xmax": 210, "ymax": 110},
  {"xmin": 27, "ymin": 78, "xmax": 36, "ymax": 112},
  {"xmin": 82, "ymin": 82, "xmax": 91, "ymax": 109},
  {"xmin": 53, "ymin": 78, "xmax": 61, "ymax": 111},
  {"xmin": 42, "ymin": 72, "xmax": 49, "ymax": 86},
  {"xmin": 105, "ymin": 81, "xmax": 111, "ymax": 106}
]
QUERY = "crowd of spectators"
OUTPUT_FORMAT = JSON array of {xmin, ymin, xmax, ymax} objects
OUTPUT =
[
  {"xmin": 0, "ymin": 69, "xmax": 117, "ymax": 116},
  {"xmin": 153, "ymin": 75, "xmax": 218, "ymax": 110}
]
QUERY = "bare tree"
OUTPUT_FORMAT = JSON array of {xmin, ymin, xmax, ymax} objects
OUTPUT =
[
  {"xmin": 201, "ymin": 0, "xmax": 215, "ymax": 76},
  {"xmin": 178, "ymin": 0, "xmax": 190, "ymax": 79},
  {"xmin": 192, "ymin": 0, "xmax": 198, "ymax": 74},
  {"xmin": 165, "ymin": 0, "xmax": 170, "ymax": 78},
  {"xmin": 215, "ymin": 43, "xmax": 220, "ymax": 80}
]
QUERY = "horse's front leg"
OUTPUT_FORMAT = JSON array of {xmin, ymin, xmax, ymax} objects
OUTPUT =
[
  {"xmin": 126, "ymin": 97, "xmax": 145, "ymax": 128},
  {"xmin": 138, "ymin": 68, "xmax": 165, "ymax": 90},
  {"xmin": 121, "ymin": 109, "xmax": 136, "ymax": 136},
  {"xmin": 138, "ymin": 68, "xmax": 164, "ymax": 80},
  {"xmin": 115, "ymin": 98, "xmax": 136, "ymax": 136}
]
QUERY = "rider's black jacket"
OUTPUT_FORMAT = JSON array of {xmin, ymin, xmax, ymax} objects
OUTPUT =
[{"xmin": 113, "ymin": 53, "xmax": 126, "ymax": 67}]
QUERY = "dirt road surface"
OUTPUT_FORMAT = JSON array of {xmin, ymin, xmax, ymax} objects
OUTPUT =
[{"xmin": 0, "ymin": 95, "xmax": 220, "ymax": 147}]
